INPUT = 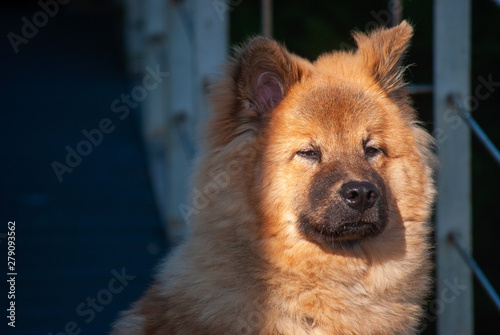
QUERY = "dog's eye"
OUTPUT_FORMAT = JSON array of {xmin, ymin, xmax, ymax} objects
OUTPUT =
[
  {"xmin": 364, "ymin": 146, "xmax": 382, "ymax": 158},
  {"xmin": 296, "ymin": 149, "xmax": 321, "ymax": 162}
]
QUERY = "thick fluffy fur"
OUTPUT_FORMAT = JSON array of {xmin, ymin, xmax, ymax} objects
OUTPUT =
[{"xmin": 112, "ymin": 21, "xmax": 436, "ymax": 335}]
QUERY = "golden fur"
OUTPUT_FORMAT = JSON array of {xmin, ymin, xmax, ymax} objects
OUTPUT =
[{"xmin": 112, "ymin": 21, "xmax": 436, "ymax": 335}]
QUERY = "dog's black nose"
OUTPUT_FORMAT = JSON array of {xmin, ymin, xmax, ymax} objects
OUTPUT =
[{"xmin": 340, "ymin": 181, "xmax": 379, "ymax": 213}]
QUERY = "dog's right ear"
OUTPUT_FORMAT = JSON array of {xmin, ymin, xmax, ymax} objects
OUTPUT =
[
  {"xmin": 208, "ymin": 37, "xmax": 307, "ymax": 147},
  {"xmin": 234, "ymin": 37, "xmax": 304, "ymax": 120}
]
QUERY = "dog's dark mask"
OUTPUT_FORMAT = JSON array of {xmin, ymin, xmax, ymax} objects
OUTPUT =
[{"xmin": 299, "ymin": 163, "xmax": 388, "ymax": 250}]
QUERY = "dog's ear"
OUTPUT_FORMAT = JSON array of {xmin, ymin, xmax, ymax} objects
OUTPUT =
[
  {"xmin": 233, "ymin": 37, "xmax": 305, "ymax": 120},
  {"xmin": 354, "ymin": 21, "xmax": 413, "ymax": 94},
  {"xmin": 208, "ymin": 37, "xmax": 308, "ymax": 147}
]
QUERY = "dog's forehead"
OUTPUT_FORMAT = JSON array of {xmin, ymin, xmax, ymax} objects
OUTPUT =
[
  {"xmin": 285, "ymin": 80, "xmax": 385, "ymax": 131},
  {"xmin": 302, "ymin": 81, "xmax": 374, "ymax": 110}
]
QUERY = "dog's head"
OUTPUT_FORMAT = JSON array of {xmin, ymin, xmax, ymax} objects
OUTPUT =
[{"xmin": 205, "ymin": 21, "xmax": 436, "ymax": 252}]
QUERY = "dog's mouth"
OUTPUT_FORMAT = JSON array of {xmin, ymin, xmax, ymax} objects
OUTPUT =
[
  {"xmin": 311, "ymin": 220, "xmax": 384, "ymax": 241},
  {"xmin": 299, "ymin": 212, "xmax": 387, "ymax": 250}
]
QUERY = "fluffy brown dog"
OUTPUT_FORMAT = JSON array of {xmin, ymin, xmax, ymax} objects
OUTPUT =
[{"xmin": 112, "ymin": 21, "xmax": 436, "ymax": 335}]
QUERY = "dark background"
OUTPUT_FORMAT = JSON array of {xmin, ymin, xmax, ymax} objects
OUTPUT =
[{"xmin": 1, "ymin": 0, "xmax": 499, "ymax": 334}]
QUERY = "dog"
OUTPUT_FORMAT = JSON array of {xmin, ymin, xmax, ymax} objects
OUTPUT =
[{"xmin": 112, "ymin": 21, "xmax": 436, "ymax": 335}]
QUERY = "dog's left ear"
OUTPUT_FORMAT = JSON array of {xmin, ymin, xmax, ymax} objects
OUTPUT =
[{"xmin": 354, "ymin": 21, "xmax": 413, "ymax": 94}]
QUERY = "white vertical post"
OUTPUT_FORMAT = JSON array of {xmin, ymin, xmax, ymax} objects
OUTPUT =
[
  {"xmin": 124, "ymin": 1, "xmax": 228, "ymax": 243},
  {"xmin": 193, "ymin": 0, "xmax": 229, "ymax": 130},
  {"xmin": 164, "ymin": 0, "xmax": 228, "ymax": 243},
  {"xmin": 389, "ymin": 0, "xmax": 402, "ymax": 27},
  {"xmin": 261, "ymin": 0, "xmax": 273, "ymax": 37},
  {"xmin": 123, "ymin": 0, "xmax": 146, "ymax": 77},
  {"xmin": 164, "ymin": 0, "xmax": 195, "ymax": 243},
  {"xmin": 434, "ymin": 1, "xmax": 472, "ymax": 334},
  {"xmin": 141, "ymin": 0, "xmax": 170, "ymax": 242},
  {"xmin": 142, "ymin": 0, "xmax": 169, "ymax": 147}
]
